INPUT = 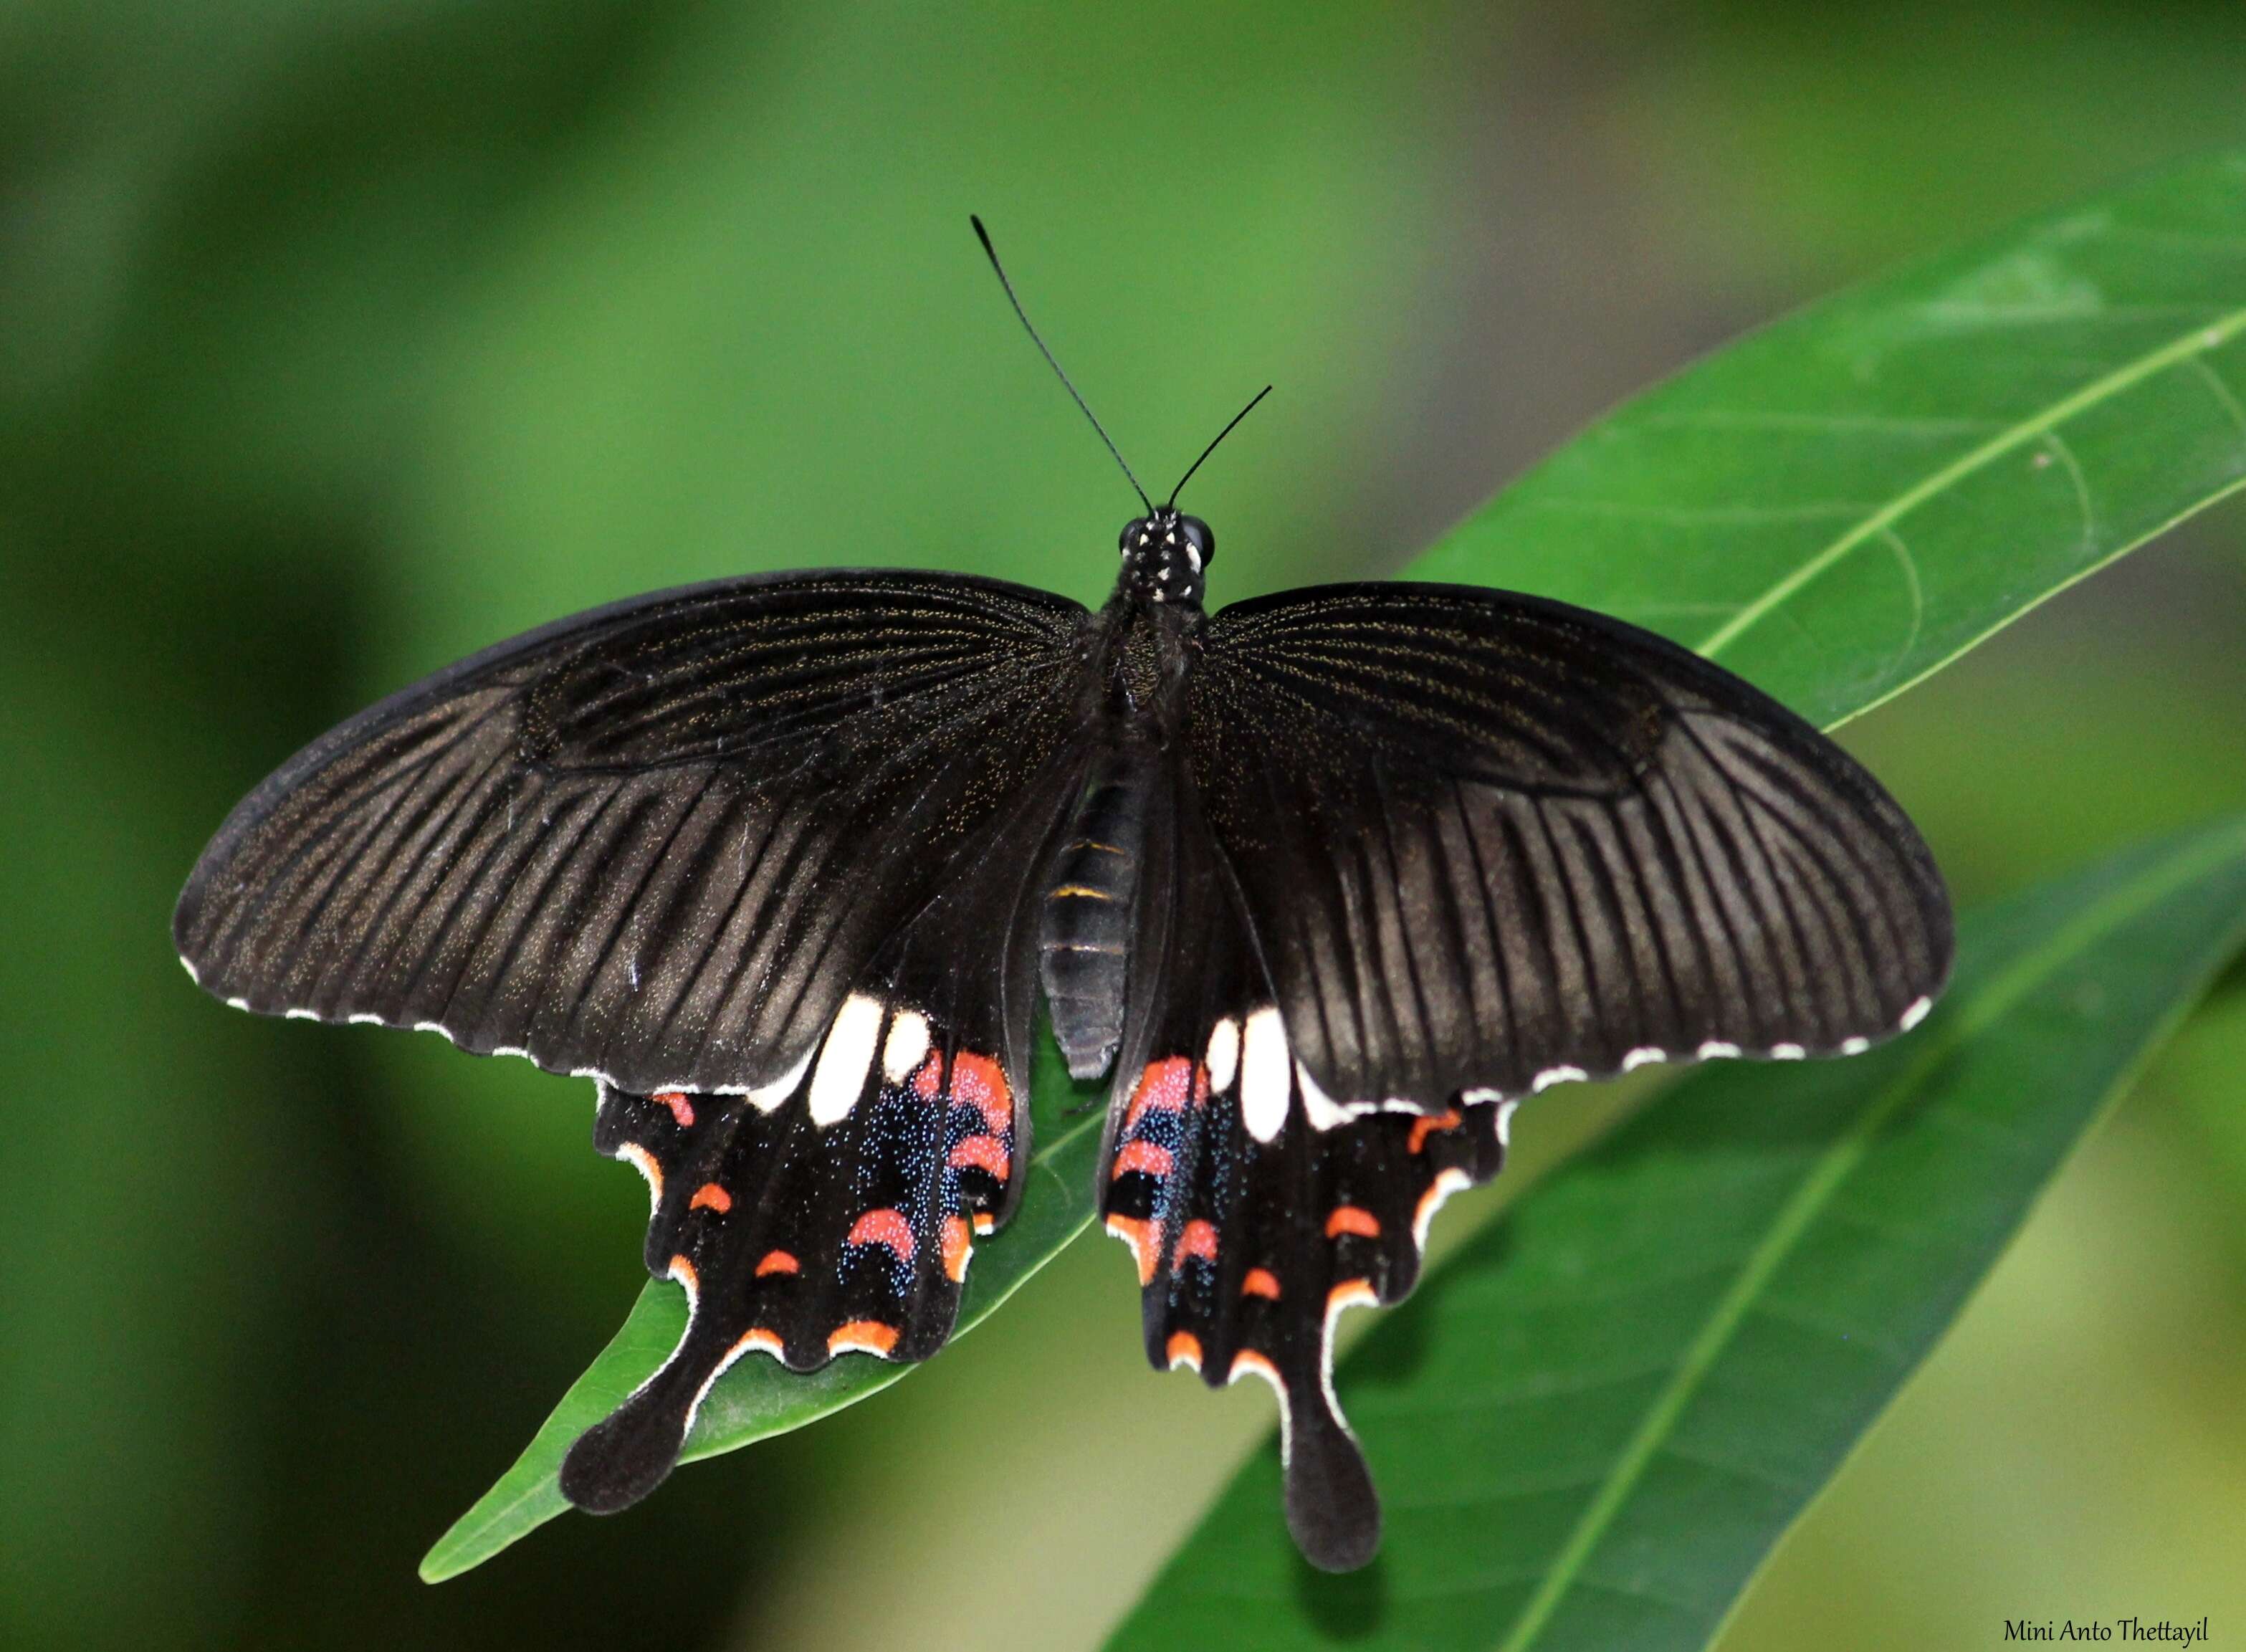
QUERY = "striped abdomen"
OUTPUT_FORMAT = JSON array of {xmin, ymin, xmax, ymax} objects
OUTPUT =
[{"xmin": 1039, "ymin": 748, "xmax": 1152, "ymax": 1079}]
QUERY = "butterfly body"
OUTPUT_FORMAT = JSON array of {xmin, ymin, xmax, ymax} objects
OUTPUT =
[{"xmin": 177, "ymin": 504, "xmax": 1950, "ymax": 1570}]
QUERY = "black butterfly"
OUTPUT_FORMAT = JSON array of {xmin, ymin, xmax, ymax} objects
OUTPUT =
[{"xmin": 173, "ymin": 222, "xmax": 1951, "ymax": 1573}]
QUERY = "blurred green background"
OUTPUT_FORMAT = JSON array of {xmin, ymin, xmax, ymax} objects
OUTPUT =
[{"xmin": 4, "ymin": 3, "xmax": 2245, "ymax": 1648}]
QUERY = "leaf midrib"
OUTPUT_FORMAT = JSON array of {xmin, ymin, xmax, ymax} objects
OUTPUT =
[
  {"xmin": 1693, "ymin": 304, "xmax": 2246, "ymax": 664},
  {"xmin": 1489, "ymin": 818, "xmax": 2246, "ymax": 1652}
]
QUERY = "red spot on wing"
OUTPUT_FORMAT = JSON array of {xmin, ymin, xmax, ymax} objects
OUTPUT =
[
  {"xmin": 689, "ymin": 1182, "xmax": 732, "ymax": 1213},
  {"xmin": 941, "ymin": 1216, "xmax": 971, "ymax": 1282},
  {"xmin": 1105, "ymin": 1215, "xmax": 1157, "ymax": 1285},
  {"xmin": 1241, "ymin": 1267, "xmax": 1282, "ymax": 1300},
  {"xmin": 828, "ymin": 1321, "xmax": 899, "ymax": 1357},
  {"xmin": 1325, "ymin": 1205, "xmax": 1382, "ymax": 1240},
  {"xmin": 949, "ymin": 1051, "xmax": 1013, "ymax": 1135},
  {"xmin": 1110, "ymin": 1140, "xmax": 1175, "ymax": 1181},
  {"xmin": 912, "ymin": 1053, "xmax": 944, "ymax": 1099},
  {"xmin": 1124, "ymin": 1056, "xmax": 1201, "ymax": 1130},
  {"xmin": 1172, "ymin": 1219, "xmax": 1219, "ymax": 1268},
  {"xmin": 1408, "ymin": 1107, "xmax": 1463, "ymax": 1154},
  {"xmin": 754, "ymin": 1250, "xmax": 800, "ymax": 1277},
  {"xmin": 972, "ymin": 1212, "xmax": 995, "ymax": 1235},
  {"xmin": 655, "ymin": 1092, "xmax": 694, "ymax": 1127},
  {"xmin": 1165, "ymin": 1332, "xmax": 1203, "ymax": 1370},
  {"xmin": 947, "ymin": 1135, "xmax": 1010, "ymax": 1180},
  {"xmin": 846, "ymin": 1208, "xmax": 916, "ymax": 1261}
]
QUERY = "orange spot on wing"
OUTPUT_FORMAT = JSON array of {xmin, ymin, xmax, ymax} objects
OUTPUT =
[
  {"xmin": 1228, "ymin": 1349, "xmax": 1281, "ymax": 1388},
  {"xmin": 1110, "ymin": 1140, "xmax": 1175, "ymax": 1181},
  {"xmin": 1328, "ymin": 1279, "xmax": 1378, "ymax": 1312},
  {"xmin": 947, "ymin": 1135, "xmax": 1011, "ymax": 1180},
  {"xmin": 1408, "ymin": 1107, "xmax": 1463, "ymax": 1154},
  {"xmin": 846, "ymin": 1208, "xmax": 916, "ymax": 1261},
  {"xmin": 655, "ymin": 1091, "xmax": 695, "ymax": 1127},
  {"xmin": 1165, "ymin": 1332, "xmax": 1203, "ymax": 1371},
  {"xmin": 1241, "ymin": 1267, "xmax": 1282, "ymax": 1300},
  {"xmin": 912, "ymin": 1052, "xmax": 944, "ymax": 1099},
  {"xmin": 1172, "ymin": 1219, "xmax": 1219, "ymax": 1268},
  {"xmin": 1124, "ymin": 1056, "xmax": 1200, "ymax": 1130},
  {"xmin": 828, "ymin": 1320, "xmax": 899, "ymax": 1357},
  {"xmin": 949, "ymin": 1051, "xmax": 1013, "ymax": 1135},
  {"xmin": 666, "ymin": 1254, "xmax": 699, "ymax": 1296},
  {"xmin": 941, "ymin": 1216, "xmax": 971, "ymax": 1282},
  {"xmin": 1105, "ymin": 1215, "xmax": 1157, "ymax": 1285},
  {"xmin": 754, "ymin": 1249, "xmax": 800, "ymax": 1277},
  {"xmin": 971, "ymin": 1212, "xmax": 995, "ymax": 1235},
  {"xmin": 1325, "ymin": 1205, "xmax": 1382, "ymax": 1240},
  {"xmin": 689, "ymin": 1182, "xmax": 732, "ymax": 1213},
  {"xmin": 730, "ymin": 1328, "xmax": 784, "ymax": 1359},
  {"xmin": 616, "ymin": 1143, "xmax": 664, "ymax": 1200}
]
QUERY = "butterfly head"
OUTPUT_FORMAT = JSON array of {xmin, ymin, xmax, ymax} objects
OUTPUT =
[{"xmin": 1119, "ymin": 507, "xmax": 1213, "ymax": 608}]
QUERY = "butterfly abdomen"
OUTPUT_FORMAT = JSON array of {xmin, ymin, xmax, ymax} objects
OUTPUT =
[{"xmin": 1038, "ymin": 745, "xmax": 1152, "ymax": 1079}]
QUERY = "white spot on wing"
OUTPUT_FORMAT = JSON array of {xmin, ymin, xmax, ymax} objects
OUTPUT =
[
  {"xmin": 178, "ymin": 955, "xmax": 201, "ymax": 984},
  {"xmin": 1900, "ymin": 996, "xmax": 1934, "ymax": 1031},
  {"xmin": 881, "ymin": 1008, "xmax": 931, "ymax": 1083},
  {"xmin": 809, "ymin": 993, "xmax": 884, "ymax": 1127},
  {"xmin": 1840, "ymin": 1036, "xmax": 1871, "ymax": 1056},
  {"xmin": 1495, "ymin": 1097, "xmax": 1519, "ymax": 1149},
  {"xmin": 618, "ymin": 1143, "xmax": 664, "ymax": 1213},
  {"xmin": 1204, "ymin": 1016, "xmax": 1241, "ymax": 1094},
  {"xmin": 1297, "ymin": 1060, "xmax": 1376, "ymax": 1132},
  {"xmin": 1227, "ymin": 1352, "xmax": 1294, "ymax": 1469},
  {"xmin": 1531, "ymin": 1064, "xmax": 1587, "ymax": 1094},
  {"xmin": 1771, "ymin": 1043, "xmax": 1807, "ymax": 1060},
  {"xmin": 1621, "ymin": 1046, "xmax": 1665, "ymax": 1071},
  {"xmin": 744, "ymin": 1044, "xmax": 816, "ymax": 1114},
  {"xmin": 1240, "ymin": 1008, "xmax": 1291, "ymax": 1142},
  {"xmin": 1697, "ymin": 1040, "xmax": 1741, "ymax": 1060},
  {"xmin": 227, "ymin": 997, "xmax": 251, "ymax": 1012},
  {"xmin": 285, "ymin": 1008, "xmax": 320, "ymax": 1022}
]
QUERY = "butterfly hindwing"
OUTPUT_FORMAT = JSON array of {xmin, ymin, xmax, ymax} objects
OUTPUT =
[
  {"xmin": 1187, "ymin": 582, "xmax": 1954, "ymax": 1111},
  {"xmin": 560, "ymin": 742, "xmax": 1086, "ymax": 1511},
  {"xmin": 173, "ymin": 571, "xmax": 1088, "ymax": 1098}
]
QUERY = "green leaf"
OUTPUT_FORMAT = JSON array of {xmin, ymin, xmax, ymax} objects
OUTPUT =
[
  {"xmin": 425, "ymin": 151, "xmax": 2246, "ymax": 1580},
  {"xmin": 1416, "ymin": 151, "xmax": 2246, "ymax": 732},
  {"xmin": 1109, "ymin": 816, "xmax": 2246, "ymax": 1651}
]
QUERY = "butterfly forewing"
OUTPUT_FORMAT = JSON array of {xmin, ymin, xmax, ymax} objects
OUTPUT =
[
  {"xmin": 1186, "ymin": 583, "xmax": 1952, "ymax": 1112},
  {"xmin": 173, "ymin": 571, "xmax": 1089, "ymax": 1097}
]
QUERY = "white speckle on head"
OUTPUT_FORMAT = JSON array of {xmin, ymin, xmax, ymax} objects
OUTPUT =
[
  {"xmin": 1771, "ymin": 1042, "xmax": 1807, "ymax": 1060},
  {"xmin": 1157, "ymin": 565, "xmax": 1171, "ymax": 583},
  {"xmin": 1531, "ymin": 1064, "xmax": 1587, "ymax": 1094},
  {"xmin": 1241, "ymin": 1007, "xmax": 1291, "ymax": 1142},
  {"xmin": 1165, "ymin": 530, "xmax": 1177, "ymax": 546},
  {"xmin": 1185, "ymin": 544, "xmax": 1202, "ymax": 573},
  {"xmin": 881, "ymin": 1008, "xmax": 931, "ymax": 1083},
  {"xmin": 1697, "ymin": 1040, "xmax": 1741, "ymax": 1060},
  {"xmin": 745, "ymin": 1043, "xmax": 817, "ymax": 1114},
  {"xmin": 1150, "ymin": 589, "xmax": 1165, "ymax": 603},
  {"xmin": 1840, "ymin": 1036, "xmax": 1871, "ymax": 1055},
  {"xmin": 1621, "ymin": 1046, "xmax": 1665, "ymax": 1071},
  {"xmin": 1204, "ymin": 1016, "xmax": 1241, "ymax": 1094},
  {"xmin": 1900, "ymin": 996, "xmax": 1934, "ymax": 1031},
  {"xmin": 809, "ymin": 994, "xmax": 884, "ymax": 1126}
]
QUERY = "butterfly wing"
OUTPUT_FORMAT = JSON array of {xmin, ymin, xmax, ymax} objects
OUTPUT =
[
  {"xmin": 1103, "ymin": 579, "xmax": 1953, "ymax": 1570},
  {"xmin": 560, "ymin": 743, "xmax": 1083, "ymax": 1510},
  {"xmin": 1185, "ymin": 581, "xmax": 1953, "ymax": 1113},
  {"xmin": 174, "ymin": 570, "xmax": 1089, "ymax": 1098}
]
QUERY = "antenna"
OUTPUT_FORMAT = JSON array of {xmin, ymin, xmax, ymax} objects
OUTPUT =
[
  {"xmin": 970, "ymin": 215, "xmax": 1152, "ymax": 514},
  {"xmin": 1166, "ymin": 383, "xmax": 1271, "ymax": 509}
]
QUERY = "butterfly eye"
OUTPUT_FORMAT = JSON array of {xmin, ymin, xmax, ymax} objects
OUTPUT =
[{"xmin": 1179, "ymin": 515, "xmax": 1214, "ymax": 567}]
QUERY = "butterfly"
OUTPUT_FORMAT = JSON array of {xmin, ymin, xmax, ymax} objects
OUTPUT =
[{"xmin": 173, "ymin": 220, "xmax": 1952, "ymax": 1573}]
